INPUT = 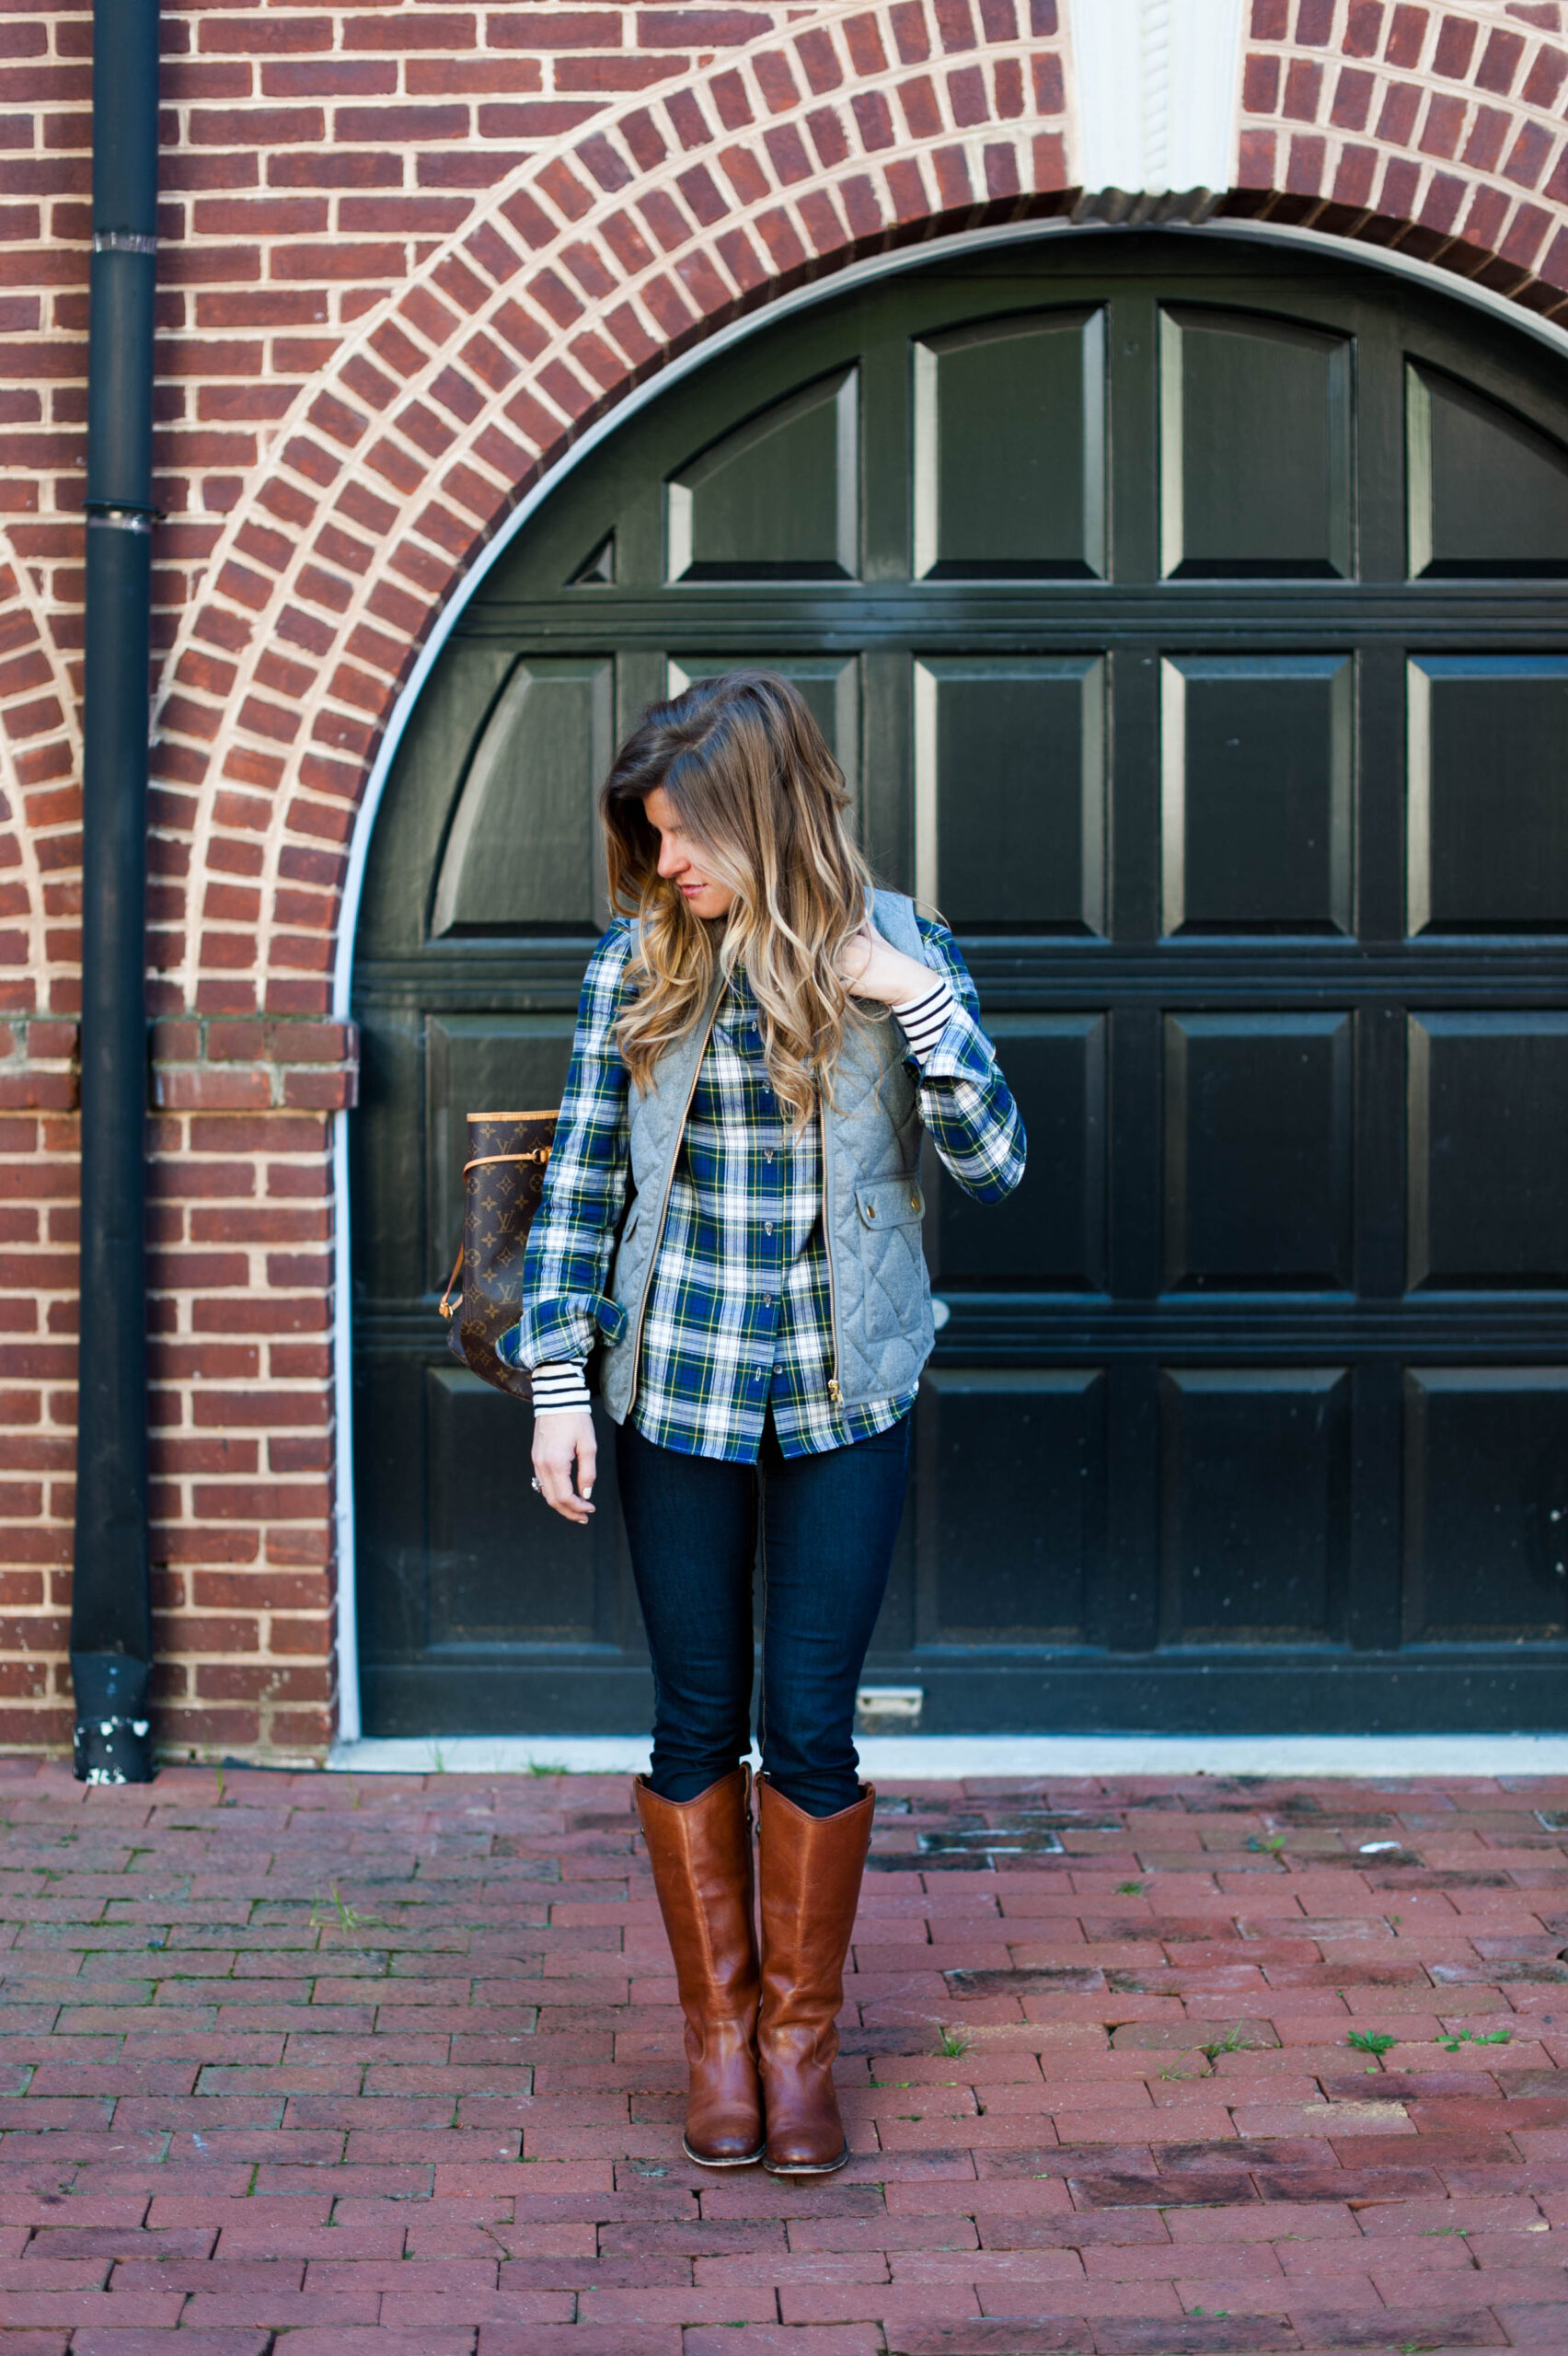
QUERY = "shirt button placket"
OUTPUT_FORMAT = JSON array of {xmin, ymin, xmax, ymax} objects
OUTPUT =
[{"xmin": 756, "ymin": 1017, "xmax": 784, "ymax": 1407}]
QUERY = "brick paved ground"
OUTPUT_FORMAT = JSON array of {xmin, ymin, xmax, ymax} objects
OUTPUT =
[{"xmin": 4, "ymin": 1763, "xmax": 1568, "ymax": 2352}]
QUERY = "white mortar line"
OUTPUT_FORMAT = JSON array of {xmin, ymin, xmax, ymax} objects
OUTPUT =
[{"xmin": 328, "ymin": 213, "xmax": 1568, "ymax": 1747}]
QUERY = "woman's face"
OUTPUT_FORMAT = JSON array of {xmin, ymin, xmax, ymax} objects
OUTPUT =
[{"xmin": 643, "ymin": 785, "xmax": 737, "ymax": 920}]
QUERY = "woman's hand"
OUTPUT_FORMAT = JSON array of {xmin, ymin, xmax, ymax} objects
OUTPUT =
[
  {"xmin": 532, "ymin": 1412, "xmax": 597, "ymax": 1525},
  {"xmin": 834, "ymin": 924, "xmax": 932, "ymax": 1007}
]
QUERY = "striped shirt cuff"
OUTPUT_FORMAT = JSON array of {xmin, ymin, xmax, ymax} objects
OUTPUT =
[
  {"xmin": 892, "ymin": 976, "xmax": 957, "ymax": 1063},
  {"xmin": 531, "ymin": 1362, "xmax": 593, "ymax": 1415}
]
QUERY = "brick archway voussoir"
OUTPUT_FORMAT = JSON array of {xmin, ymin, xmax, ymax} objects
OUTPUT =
[
  {"xmin": 155, "ymin": 0, "xmax": 1077, "ymax": 1017},
  {"xmin": 1229, "ymin": 0, "xmax": 1568, "ymax": 309},
  {"xmin": 0, "ymin": 532, "xmax": 73, "ymax": 1024}
]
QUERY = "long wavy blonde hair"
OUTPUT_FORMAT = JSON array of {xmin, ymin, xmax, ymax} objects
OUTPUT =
[{"xmin": 600, "ymin": 670, "xmax": 876, "ymax": 1131}]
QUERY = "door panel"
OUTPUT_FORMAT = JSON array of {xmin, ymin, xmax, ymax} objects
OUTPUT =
[
  {"xmin": 1164, "ymin": 1014, "xmax": 1355, "ymax": 1291},
  {"xmin": 912, "ymin": 309, "xmax": 1106, "ymax": 579},
  {"xmin": 1407, "ymin": 657, "xmax": 1568, "ymax": 932},
  {"xmin": 916, "ymin": 1369, "xmax": 1105, "ymax": 1643},
  {"xmin": 427, "ymin": 1368, "xmax": 602, "ymax": 1646},
  {"xmin": 1161, "ymin": 655, "xmax": 1353, "ymax": 934},
  {"xmin": 914, "ymin": 654, "xmax": 1105, "ymax": 929},
  {"xmin": 1159, "ymin": 1368, "xmax": 1351, "ymax": 1643},
  {"xmin": 1407, "ymin": 1015, "xmax": 1568, "ymax": 1288},
  {"xmin": 431, "ymin": 658, "xmax": 614, "ymax": 936},
  {"xmin": 353, "ymin": 233, "xmax": 1568, "ymax": 1734},
  {"xmin": 667, "ymin": 370, "xmax": 858, "ymax": 581},
  {"xmin": 1159, "ymin": 306, "xmax": 1353, "ymax": 578},
  {"xmin": 1403, "ymin": 1370, "xmax": 1568, "ymax": 1638},
  {"xmin": 1408, "ymin": 362, "xmax": 1568, "ymax": 578},
  {"xmin": 934, "ymin": 1015, "xmax": 1108, "ymax": 1291}
]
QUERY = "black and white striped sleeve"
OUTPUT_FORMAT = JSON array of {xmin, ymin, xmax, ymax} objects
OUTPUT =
[
  {"xmin": 530, "ymin": 1361, "xmax": 593, "ymax": 1416},
  {"xmin": 891, "ymin": 975, "xmax": 957, "ymax": 1064}
]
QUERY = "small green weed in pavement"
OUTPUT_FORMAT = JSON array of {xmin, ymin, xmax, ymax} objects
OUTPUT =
[
  {"xmin": 1198, "ymin": 2023, "xmax": 1255, "ymax": 2062},
  {"xmin": 1438, "ymin": 2027, "xmax": 1510, "ymax": 2050},
  {"xmin": 935, "ymin": 2025, "xmax": 971, "ymax": 2059},
  {"xmin": 528, "ymin": 1761, "xmax": 569, "ymax": 1776},
  {"xmin": 1348, "ymin": 2030, "xmax": 1397, "ymax": 2056},
  {"xmin": 1163, "ymin": 2022, "xmax": 1260, "ymax": 2082},
  {"xmin": 1115, "ymin": 1880, "xmax": 1145, "ymax": 1895},
  {"xmin": 311, "ymin": 1883, "xmax": 386, "ymax": 1936}
]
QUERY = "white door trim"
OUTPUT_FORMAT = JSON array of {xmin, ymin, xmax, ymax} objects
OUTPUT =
[
  {"xmin": 327, "ymin": 1730, "xmax": 1568, "ymax": 1777},
  {"xmin": 329, "ymin": 212, "xmax": 1568, "ymax": 1748}
]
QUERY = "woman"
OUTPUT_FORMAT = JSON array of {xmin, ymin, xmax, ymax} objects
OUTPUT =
[{"xmin": 509, "ymin": 671, "xmax": 1024, "ymax": 2177}]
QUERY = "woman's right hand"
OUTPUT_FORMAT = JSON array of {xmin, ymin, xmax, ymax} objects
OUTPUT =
[{"xmin": 532, "ymin": 1412, "xmax": 597, "ymax": 1524}]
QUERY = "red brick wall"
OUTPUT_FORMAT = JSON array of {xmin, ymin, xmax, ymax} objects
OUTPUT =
[
  {"xmin": 2, "ymin": 0, "xmax": 1567, "ymax": 1764},
  {"xmin": 6, "ymin": 0, "xmax": 820, "ymax": 1758},
  {"xmin": 0, "ymin": 0, "xmax": 1074, "ymax": 1763}
]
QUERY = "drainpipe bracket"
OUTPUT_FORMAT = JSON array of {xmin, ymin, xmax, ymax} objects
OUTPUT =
[{"xmin": 84, "ymin": 502, "xmax": 161, "ymax": 532}]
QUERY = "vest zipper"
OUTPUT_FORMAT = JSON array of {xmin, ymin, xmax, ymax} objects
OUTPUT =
[
  {"xmin": 819, "ymin": 1099, "xmax": 842, "ymax": 1407},
  {"xmin": 624, "ymin": 983, "xmax": 724, "ymax": 1419}
]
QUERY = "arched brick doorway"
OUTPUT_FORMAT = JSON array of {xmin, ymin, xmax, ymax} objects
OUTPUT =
[{"xmin": 343, "ymin": 219, "xmax": 1568, "ymax": 1739}]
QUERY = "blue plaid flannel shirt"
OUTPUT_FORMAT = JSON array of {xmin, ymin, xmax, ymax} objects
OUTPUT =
[{"xmin": 507, "ymin": 914, "xmax": 1025, "ymax": 1462}]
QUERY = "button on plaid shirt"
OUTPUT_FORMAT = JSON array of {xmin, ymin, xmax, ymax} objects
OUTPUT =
[{"xmin": 509, "ymin": 914, "xmax": 1025, "ymax": 1463}]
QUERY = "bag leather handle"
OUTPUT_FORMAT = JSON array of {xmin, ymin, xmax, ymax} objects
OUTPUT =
[
  {"xmin": 438, "ymin": 1244, "xmax": 464, "ymax": 1322},
  {"xmin": 461, "ymin": 1148, "xmax": 551, "ymax": 1177}
]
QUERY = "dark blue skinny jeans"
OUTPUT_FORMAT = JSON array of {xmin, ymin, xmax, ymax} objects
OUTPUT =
[{"xmin": 615, "ymin": 1408, "xmax": 912, "ymax": 1818}]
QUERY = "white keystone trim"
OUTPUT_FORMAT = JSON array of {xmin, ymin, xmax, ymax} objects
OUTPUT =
[
  {"xmin": 1072, "ymin": 0, "xmax": 1246, "ymax": 201},
  {"xmin": 329, "ymin": 214, "xmax": 1568, "ymax": 1751}
]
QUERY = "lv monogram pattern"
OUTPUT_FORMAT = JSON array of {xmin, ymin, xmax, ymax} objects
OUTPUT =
[{"xmin": 446, "ymin": 1112, "xmax": 558, "ymax": 1403}]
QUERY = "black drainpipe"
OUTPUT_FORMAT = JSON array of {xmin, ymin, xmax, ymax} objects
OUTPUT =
[{"xmin": 69, "ymin": 0, "xmax": 162, "ymax": 1784}]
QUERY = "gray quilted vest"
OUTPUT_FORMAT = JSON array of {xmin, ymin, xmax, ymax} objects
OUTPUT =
[{"xmin": 597, "ymin": 887, "xmax": 935, "ymax": 1424}]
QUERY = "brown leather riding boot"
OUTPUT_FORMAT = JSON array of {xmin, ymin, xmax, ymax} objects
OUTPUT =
[
  {"xmin": 755, "ymin": 1776, "xmax": 875, "ymax": 2176},
  {"xmin": 633, "ymin": 1766, "xmax": 765, "ymax": 2166}
]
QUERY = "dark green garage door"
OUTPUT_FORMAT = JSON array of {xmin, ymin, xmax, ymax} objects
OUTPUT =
[{"xmin": 352, "ymin": 231, "xmax": 1568, "ymax": 1736}]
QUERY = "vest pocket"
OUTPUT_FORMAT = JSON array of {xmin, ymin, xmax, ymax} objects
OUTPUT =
[{"xmin": 855, "ymin": 1176, "xmax": 925, "ymax": 1230}]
